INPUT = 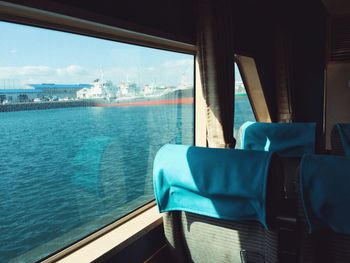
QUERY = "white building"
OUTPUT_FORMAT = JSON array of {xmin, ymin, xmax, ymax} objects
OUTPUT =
[
  {"xmin": 119, "ymin": 82, "xmax": 129, "ymax": 96},
  {"xmin": 143, "ymin": 84, "xmax": 155, "ymax": 96},
  {"xmin": 77, "ymin": 79, "xmax": 118, "ymax": 100}
]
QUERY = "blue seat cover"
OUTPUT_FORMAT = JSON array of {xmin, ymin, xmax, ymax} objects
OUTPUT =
[
  {"xmin": 153, "ymin": 144, "xmax": 274, "ymax": 229},
  {"xmin": 335, "ymin": 123, "xmax": 350, "ymax": 156},
  {"xmin": 240, "ymin": 121, "xmax": 316, "ymax": 157},
  {"xmin": 300, "ymin": 154, "xmax": 350, "ymax": 234}
]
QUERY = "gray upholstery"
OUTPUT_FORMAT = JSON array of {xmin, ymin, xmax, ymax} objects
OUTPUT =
[
  {"xmin": 331, "ymin": 126, "xmax": 345, "ymax": 156},
  {"xmin": 331, "ymin": 233, "xmax": 350, "ymax": 262},
  {"xmin": 162, "ymin": 155, "xmax": 282, "ymax": 263},
  {"xmin": 164, "ymin": 212, "xmax": 277, "ymax": 263}
]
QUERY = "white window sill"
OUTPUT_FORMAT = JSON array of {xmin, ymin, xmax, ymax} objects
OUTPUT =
[{"xmin": 52, "ymin": 205, "xmax": 162, "ymax": 263}]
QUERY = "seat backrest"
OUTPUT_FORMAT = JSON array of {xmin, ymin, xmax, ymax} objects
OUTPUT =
[
  {"xmin": 153, "ymin": 144, "xmax": 283, "ymax": 263},
  {"xmin": 299, "ymin": 154, "xmax": 350, "ymax": 263},
  {"xmin": 237, "ymin": 122, "xmax": 317, "ymax": 211},
  {"xmin": 238, "ymin": 122, "xmax": 317, "ymax": 263},
  {"xmin": 238, "ymin": 121, "xmax": 316, "ymax": 157},
  {"xmin": 238, "ymin": 121, "xmax": 316, "ymax": 211}
]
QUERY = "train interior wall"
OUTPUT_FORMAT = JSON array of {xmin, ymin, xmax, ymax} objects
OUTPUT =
[{"xmin": 234, "ymin": 0, "xmax": 327, "ymax": 150}]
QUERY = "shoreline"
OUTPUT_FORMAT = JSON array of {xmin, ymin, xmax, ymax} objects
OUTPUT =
[
  {"xmin": 95, "ymin": 97, "xmax": 193, "ymax": 107},
  {"xmin": 0, "ymin": 98, "xmax": 195, "ymax": 112},
  {"xmin": 0, "ymin": 88, "xmax": 195, "ymax": 112},
  {"xmin": 0, "ymin": 90, "xmax": 249, "ymax": 112}
]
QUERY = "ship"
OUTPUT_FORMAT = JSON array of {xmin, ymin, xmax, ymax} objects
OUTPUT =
[
  {"xmin": 76, "ymin": 78, "xmax": 194, "ymax": 107},
  {"xmin": 0, "ymin": 79, "xmax": 194, "ymax": 112}
]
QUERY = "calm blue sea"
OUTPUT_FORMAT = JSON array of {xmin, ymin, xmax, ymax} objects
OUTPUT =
[
  {"xmin": 0, "ymin": 96, "xmax": 252, "ymax": 262},
  {"xmin": 0, "ymin": 104, "xmax": 193, "ymax": 262}
]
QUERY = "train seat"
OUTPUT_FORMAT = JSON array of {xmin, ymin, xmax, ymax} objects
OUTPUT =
[
  {"xmin": 153, "ymin": 144, "xmax": 283, "ymax": 263},
  {"xmin": 237, "ymin": 121, "xmax": 317, "ymax": 262},
  {"xmin": 238, "ymin": 121, "xmax": 316, "ymax": 157},
  {"xmin": 299, "ymin": 154, "xmax": 350, "ymax": 263},
  {"xmin": 238, "ymin": 121, "xmax": 316, "ymax": 204}
]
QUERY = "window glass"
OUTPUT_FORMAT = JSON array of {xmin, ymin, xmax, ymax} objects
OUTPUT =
[
  {"xmin": 0, "ymin": 21, "xmax": 194, "ymax": 262},
  {"xmin": 234, "ymin": 63, "xmax": 255, "ymax": 147}
]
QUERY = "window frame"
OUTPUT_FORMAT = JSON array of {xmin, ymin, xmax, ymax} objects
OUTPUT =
[
  {"xmin": 234, "ymin": 60, "xmax": 258, "ymax": 122},
  {"xmin": 44, "ymin": 202, "xmax": 160, "ymax": 262},
  {"xmin": 235, "ymin": 54, "xmax": 271, "ymax": 123},
  {"xmin": 0, "ymin": 1, "xmax": 196, "ymax": 54},
  {"xmin": 0, "ymin": 1, "xmax": 197, "ymax": 262},
  {"xmin": 233, "ymin": 60, "xmax": 257, "ymax": 130}
]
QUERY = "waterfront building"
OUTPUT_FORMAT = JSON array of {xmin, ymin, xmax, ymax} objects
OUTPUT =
[
  {"xmin": 0, "ymin": 89, "xmax": 42, "ymax": 103},
  {"xmin": 29, "ymin": 83, "xmax": 92, "ymax": 99},
  {"xmin": 235, "ymin": 81, "xmax": 246, "ymax": 94},
  {"xmin": 119, "ymin": 82, "xmax": 129, "ymax": 96},
  {"xmin": 143, "ymin": 84, "xmax": 154, "ymax": 96}
]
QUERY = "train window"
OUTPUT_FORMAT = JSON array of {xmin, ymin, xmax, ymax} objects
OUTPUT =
[
  {"xmin": 234, "ymin": 62, "xmax": 256, "ymax": 146},
  {"xmin": 235, "ymin": 55, "xmax": 271, "ymax": 124},
  {"xmin": 0, "ymin": 21, "xmax": 194, "ymax": 262}
]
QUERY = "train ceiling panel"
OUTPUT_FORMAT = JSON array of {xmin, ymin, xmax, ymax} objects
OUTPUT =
[{"xmin": 323, "ymin": 0, "xmax": 350, "ymax": 15}]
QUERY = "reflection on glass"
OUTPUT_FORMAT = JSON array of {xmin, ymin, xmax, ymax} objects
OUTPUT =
[{"xmin": 0, "ymin": 21, "xmax": 194, "ymax": 262}]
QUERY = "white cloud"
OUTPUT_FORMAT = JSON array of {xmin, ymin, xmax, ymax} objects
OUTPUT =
[
  {"xmin": 10, "ymin": 49, "xmax": 18, "ymax": 54},
  {"xmin": 0, "ymin": 65, "xmax": 142, "ymax": 86},
  {"xmin": 99, "ymin": 67, "xmax": 139, "ymax": 83},
  {"xmin": 0, "ymin": 65, "xmax": 92, "ymax": 84},
  {"xmin": 0, "ymin": 66, "xmax": 54, "ymax": 77},
  {"xmin": 56, "ymin": 65, "xmax": 88, "ymax": 76},
  {"xmin": 160, "ymin": 59, "xmax": 194, "ymax": 86},
  {"xmin": 163, "ymin": 59, "xmax": 193, "ymax": 69},
  {"xmin": 0, "ymin": 61, "xmax": 194, "ymax": 88}
]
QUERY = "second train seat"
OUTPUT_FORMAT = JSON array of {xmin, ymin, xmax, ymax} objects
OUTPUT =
[
  {"xmin": 238, "ymin": 121, "xmax": 317, "ymax": 262},
  {"xmin": 153, "ymin": 144, "xmax": 283, "ymax": 263},
  {"xmin": 238, "ymin": 121, "xmax": 316, "ymax": 199},
  {"xmin": 299, "ymin": 154, "xmax": 350, "ymax": 263}
]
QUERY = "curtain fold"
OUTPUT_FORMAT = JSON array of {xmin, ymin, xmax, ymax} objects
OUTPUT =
[{"xmin": 196, "ymin": 0, "xmax": 235, "ymax": 148}]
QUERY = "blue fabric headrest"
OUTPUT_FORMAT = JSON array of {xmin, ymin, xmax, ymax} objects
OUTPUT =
[
  {"xmin": 153, "ymin": 144, "xmax": 275, "ymax": 229},
  {"xmin": 240, "ymin": 121, "xmax": 316, "ymax": 157},
  {"xmin": 335, "ymin": 123, "xmax": 350, "ymax": 156},
  {"xmin": 300, "ymin": 154, "xmax": 350, "ymax": 234}
]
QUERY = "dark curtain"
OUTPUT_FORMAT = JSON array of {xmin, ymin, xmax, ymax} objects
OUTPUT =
[
  {"xmin": 275, "ymin": 25, "xmax": 294, "ymax": 123},
  {"xmin": 196, "ymin": 0, "xmax": 235, "ymax": 148}
]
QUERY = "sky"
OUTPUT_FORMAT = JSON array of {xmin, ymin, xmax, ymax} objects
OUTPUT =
[{"xmin": 0, "ymin": 21, "xmax": 242, "ymax": 89}]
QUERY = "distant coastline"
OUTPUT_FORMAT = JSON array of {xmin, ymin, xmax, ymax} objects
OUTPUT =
[
  {"xmin": 0, "ymin": 89, "xmax": 249, "ymax": 113},
  {"xmin": 0, "ymin": 100, "xmax": 95, "ymax": 112},
  {"xmin": 0, "ymin": 97, "xmax": 194, "ymax": 113},
  {"xmin": 0, "ymin": 99, "xmax": 195, "ymax": 112}
]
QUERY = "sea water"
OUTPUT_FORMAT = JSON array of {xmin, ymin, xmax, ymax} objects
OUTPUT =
[
  {"xmin": 0, "ymin": 96, "xmax": 252, "ymax": 262},
  {"xmin": 0, "ymin": 104, "xmax": 193, "ymax": 262}
]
